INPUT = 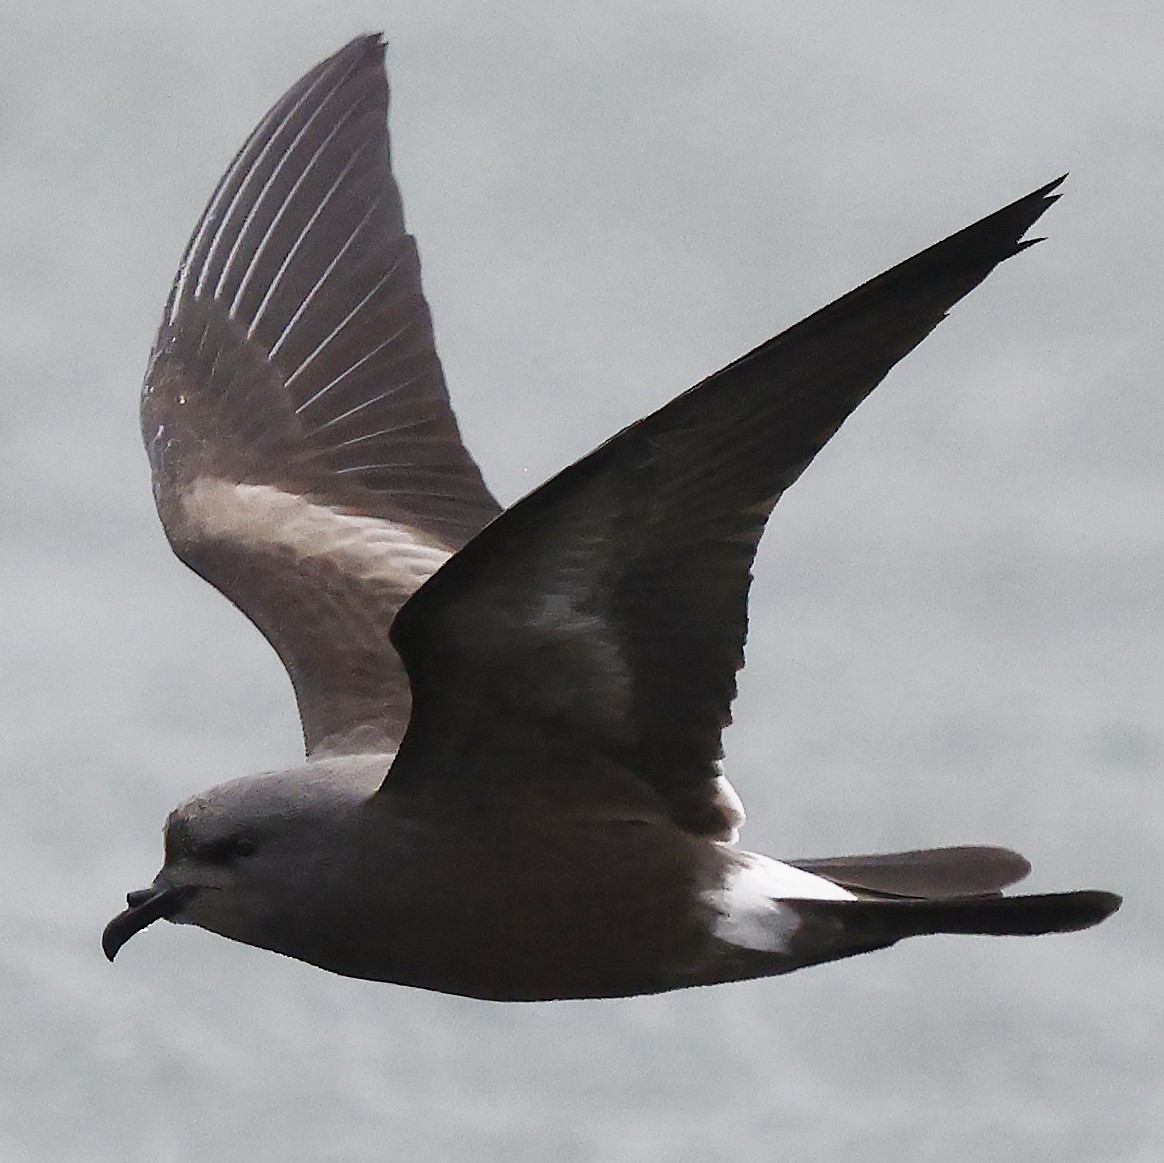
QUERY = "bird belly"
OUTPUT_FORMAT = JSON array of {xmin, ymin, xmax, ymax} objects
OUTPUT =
[{"xmin": 305, "ymin": 815, "xmax": 724, "ymax": 1001}]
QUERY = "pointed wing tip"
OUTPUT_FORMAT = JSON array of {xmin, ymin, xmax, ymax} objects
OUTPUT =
[
  {"xmin": 325, "ymin": 33, "xmax": 388, "ymax": 81},
  {"xmin": 1033, "ymin": 172, "xmax": 1068, "ymax": 197},
  {"xmin": 1016, "ymin": 174, "xmax": 1066, "ymax": 215},
  {"xmin": 998, "ymin": 173, "xmax": 1067, "ymax": 251},
  {"xmin": 342, "ymin": 31, "xmax": 387, "ymax": 57},
  {"xmin": 917, "ymin": 173, "xmax": 1066, "ymax": 282}
]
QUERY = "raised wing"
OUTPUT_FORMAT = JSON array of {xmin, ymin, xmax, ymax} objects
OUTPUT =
[
  {"xmin": 388, "ymin": 179, "xmax": 1064, "ymax": 837},
  {"xmin": 142, "ymin": 36, "xmax": 500, "ymax": 756}
]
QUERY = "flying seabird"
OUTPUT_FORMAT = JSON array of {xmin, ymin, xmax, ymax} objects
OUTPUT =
[{"xmin": 103, "ymin": 35, "xmax": 1120, "ymax": 1001}]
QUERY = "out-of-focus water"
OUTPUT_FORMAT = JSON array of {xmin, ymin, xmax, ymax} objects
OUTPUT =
[{"xmin": 1, "ymin": 4, "xmax": 1159, "ymax": 1161}]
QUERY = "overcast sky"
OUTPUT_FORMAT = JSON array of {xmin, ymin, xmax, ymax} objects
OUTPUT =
[{"xmin": 1, "ymin": 4, "xmax": 1160, "ymax": 1161}]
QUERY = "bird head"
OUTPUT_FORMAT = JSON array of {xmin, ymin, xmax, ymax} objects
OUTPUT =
[{"xmin": 102, "ymin": 764, "xmax": 378, "ymax": 961}]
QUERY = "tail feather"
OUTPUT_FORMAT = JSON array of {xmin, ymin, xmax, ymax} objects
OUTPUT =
[
  {"xmin": 793, "ymin": 890, "xmax": 1121, "ymax": 960},
  {"xmin": 882, "ymin": 889, "xmax": 1120, "ymax": 936}
]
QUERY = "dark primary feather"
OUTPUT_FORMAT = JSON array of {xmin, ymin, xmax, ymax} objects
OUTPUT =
[
  {"xmin": 390, "ymin": 178, "xmax": 1064, "ymax": 837},
  {"xmin": 140, "ymin": 36, "xmax": 499, "ymax": 756}
]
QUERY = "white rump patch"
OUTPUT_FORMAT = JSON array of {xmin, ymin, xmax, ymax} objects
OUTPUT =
[
  {"xmin": 183, "ymin": 478, "xmax": 451, "ymax": 589},
  {"xmin": 706, "ymin": 851, "xmax": 856, "ymax": 952}
]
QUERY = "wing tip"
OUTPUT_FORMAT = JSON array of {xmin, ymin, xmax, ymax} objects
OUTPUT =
[
  {"xmin": 321, "ymin": 33, "xmax": 388, "ymax": 86},
  {"xmin": 339, "ymin": 31, "xmax": 387, "ymax": 59},
  {"xmin": 987, "ymin": 172, "xmax": 1068, "ymax": 256},
  {"xmin": 854, "ymin": 171, "xmax": 1068, "ymax": 308}
]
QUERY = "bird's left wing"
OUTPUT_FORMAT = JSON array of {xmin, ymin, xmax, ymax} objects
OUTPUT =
[
  {"xmin": 387, "ymin": 179, "xmax": 1063, "ymax": 837},
  {"xmin": 142, "ymin": 37, "xmax": 500, "ymax": 756}
]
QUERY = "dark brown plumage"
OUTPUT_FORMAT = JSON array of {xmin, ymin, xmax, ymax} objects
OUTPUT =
[{"xmin": 104, "ymin": 36, "xmax": 1120, "ymax": 1001}]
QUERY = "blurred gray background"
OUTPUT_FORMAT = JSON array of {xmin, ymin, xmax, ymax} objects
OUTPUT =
[{"xmin": 1, "ymin": 2, "xmax": 1159, "ymax": 1160}]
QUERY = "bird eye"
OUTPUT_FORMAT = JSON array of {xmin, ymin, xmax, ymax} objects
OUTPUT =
[{"xmin": 200, "ymin": 836, "xmax": 258, "ymax": 863}]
